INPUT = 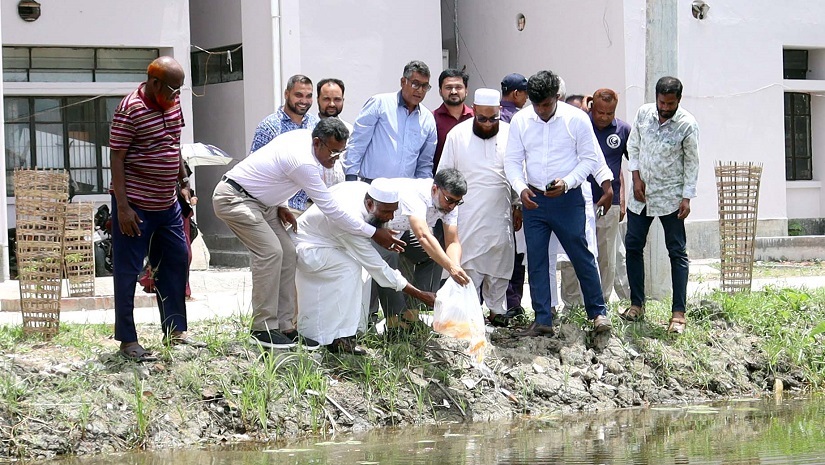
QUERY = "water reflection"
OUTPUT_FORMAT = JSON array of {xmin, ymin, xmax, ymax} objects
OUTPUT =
[{"xmin": 52, "ymin": 397, "xmax": 825, "ymax": 465}]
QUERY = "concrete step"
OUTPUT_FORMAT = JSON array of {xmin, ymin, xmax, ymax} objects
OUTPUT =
[{"xmin": 2, "ymin": 294, "xmax": 156, "ymax": 312}]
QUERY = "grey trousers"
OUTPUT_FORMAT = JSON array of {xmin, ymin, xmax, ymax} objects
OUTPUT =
[
  {"xmin": 370, "ymin": 230, "xmax": 441, "ymax": 318},
  {"xmin": 212, "ymin": 181, "xmax": 297, "ymax": 333}
]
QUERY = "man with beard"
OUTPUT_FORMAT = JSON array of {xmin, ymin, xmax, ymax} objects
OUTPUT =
[
  {"xmin": 250, "ymin": 74, "xmax": 318, "ymax": 153},
  {"xmin": 433, "ymin": 68, "xmax": 473, "ymax": 174},
  {"xmin": 288, "ymin": 78, "xmax": 351, "ymax": 213},
  {"xmin": 316, "ymin": 78, "xmax": 353, "ymax": 133},
  {"xmin": 213, "ymin": 118, "xmax": 405, "ymax": 350},
  {"xmin": 621, "ymin": 76, "xmax": 699, "ymax": 335},
  {"xmin": 375, "ymin": 168, "xmax": 471, "ymax": 334},
  {"xmin": 110, "ymin": 56, "xmax": 203, "ymax": 362},
  {"xmin": 344, "ymin": 60, "xmax": 437, "ymax": 182},
  {"xmin": 437, "ymin": 89, "xmax": 520, "ymax": 327},
  {"xmin": 291, "ymin": 179, "xmax": 436, "ymax": 355}
]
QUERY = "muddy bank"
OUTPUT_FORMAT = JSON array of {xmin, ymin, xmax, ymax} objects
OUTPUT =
[{"xmin": 1, "ymin": 293, "xmax": 821, "ymax": 461}]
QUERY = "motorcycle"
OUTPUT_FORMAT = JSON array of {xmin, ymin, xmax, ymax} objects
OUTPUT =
[{"xmin": 94, "ymin": 204, "xmax": 113, "ymax": 277}]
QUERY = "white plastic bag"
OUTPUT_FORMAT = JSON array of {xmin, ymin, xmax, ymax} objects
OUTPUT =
[{"xmin": 432, "ymin": 278, "xmax": 488, "ymax": 363}]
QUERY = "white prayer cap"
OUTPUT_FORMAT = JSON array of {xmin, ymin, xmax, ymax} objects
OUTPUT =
[
  {"xmin": 368, "ymin": 178, "xmax": 399, "ymax": 204},
  {"xmin": 474, "ymin": 88, "xmax": 501, "ymax": 107}
]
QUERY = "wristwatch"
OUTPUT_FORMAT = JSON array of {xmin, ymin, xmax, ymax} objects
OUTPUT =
[{"xmin": 180, "ymin": 177, "xmax": 190, "ymax": 186}]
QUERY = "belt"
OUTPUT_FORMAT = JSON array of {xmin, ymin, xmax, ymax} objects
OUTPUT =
[
  {"xmin": 221, "ymin": 175, "xmax": 256, "ymax": 200},
  {"xmin": 527, "ymin": 184, "xmax": 546, "ymax": 195}
]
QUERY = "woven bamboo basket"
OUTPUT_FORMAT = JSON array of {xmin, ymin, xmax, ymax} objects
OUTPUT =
[
  {"xmin": 63, "ymin": 202, "xmax": 96, "ymax": 297},
  {"xmin": 14, "ymin": 169, "xmax": 69, "ymax": 338},
  {"xmin": 715, "ymin": 162, "xmax": 763, "ymax": 293}
]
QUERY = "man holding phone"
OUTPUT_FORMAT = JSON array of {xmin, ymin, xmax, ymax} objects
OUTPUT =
[{"xmin": 504, "ymin": 70, "xmax": 611, "ymax": 337}]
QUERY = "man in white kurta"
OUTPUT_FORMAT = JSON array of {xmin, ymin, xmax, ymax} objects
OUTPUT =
[
  {"xmin": 291, "ymin": 180, "xmax": 435, "ymax": 353},
  {"xmin": 437, "ymin": 88, "xmax": 520, "ymax": 326}
]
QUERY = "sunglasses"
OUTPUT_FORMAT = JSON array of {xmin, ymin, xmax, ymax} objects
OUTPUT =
[
  {"xmin": 440, "ymin": 190, "xmax": 464, "ymax": 206},
  {"xmin": 475, "ymin": 114, "xmax": 500, "ymax": 123}
]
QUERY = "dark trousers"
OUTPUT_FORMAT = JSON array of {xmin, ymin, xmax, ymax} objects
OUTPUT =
[
  {"xmin": 522, "ymin": 187, "xmax": 607, "ymax": 325},
  {"xmin": 506, "ymin": 252, "xmax": 525, "ymax": 309},
  {"xmin": 625, "ymin": 207, "xmax": 688, "ymax": 313},
  {"xmin": 370, "ymin": 230, "xmax": 441, "ymax": 318},
  {"xmin": 112, "ymin": 196, "xmax": 189, "ymax": 342}
]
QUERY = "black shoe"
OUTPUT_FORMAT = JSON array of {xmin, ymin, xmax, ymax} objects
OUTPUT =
[
  {"xmin": 505, "ymin": 306, "xmax": 525, "ymax": 319},
  {"xmin": 327, "ymin": 337, "xmax": 367, "ymax": 356},
  {"xmin": 487, "ymin": 313, "xmax": 511, "ymax": 328},
  {"xmin": 517, "ymin": 321, "xmax": 554, "ymax": 337},
  {"xmin": 283, "ymin": 329, "xmax": 321, "ymax": 351},
  {"xmin": 250, "ymin": 330, "xmax": 296, "ymax": 349}
]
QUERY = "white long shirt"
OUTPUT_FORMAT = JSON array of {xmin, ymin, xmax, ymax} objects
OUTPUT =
[
  {"xmin": 290, "ymin": 181, "xmax": 407, "ymax": 292},
  {"xmin": 504, "ymin": 102, "xmax": 602, "ymax": 195},
  {"xmin": 437, "ymin": 119, "xmax": 515, "ymax": 279},
  {"xmin": 224, "ymin": 129, "xmax": 375, "ymax": 237}
]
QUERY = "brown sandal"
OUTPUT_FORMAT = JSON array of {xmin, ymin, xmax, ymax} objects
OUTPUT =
[
  {"xmin": 119, "ymin": 342, "xmax": 158, "ymax": 362},
  {"xmin": 667, "ymin": 314, "xmax": 687, "ymax": 334},
  {"xmin": 619, "ymin": 305, "xmax": 645, "ymax": 322}
]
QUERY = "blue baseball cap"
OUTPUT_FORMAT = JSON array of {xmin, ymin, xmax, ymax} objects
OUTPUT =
[{"xmin": 501, "ymin": 73, "xmax": 528, "ymax": 93}]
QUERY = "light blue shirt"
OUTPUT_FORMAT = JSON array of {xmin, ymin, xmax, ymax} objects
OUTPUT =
[{"xmin": 343, "ymin": 91, "xmax": 437, "ymax": 180}]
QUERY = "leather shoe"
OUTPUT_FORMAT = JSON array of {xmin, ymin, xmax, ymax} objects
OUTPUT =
[
  {"xmin": 592, "ymin": 315, "xmax": 612, "ymax": 333},
  {"xmin": 328, "ymin": 337, "xmax": 367, "ymax": 356},
  {"xmin": 504, "ymin": 306, "xmax": 525, "ymax": 319},
  {"xmin": 518, "ymin": 321, "xmax": 554, "ymax": 337},
  {"xmin": 487, "ymin": 313, "xmax": 511, "ymax": 328}
]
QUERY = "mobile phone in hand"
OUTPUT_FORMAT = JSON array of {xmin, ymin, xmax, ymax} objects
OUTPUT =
[
  {"xmin": 545, "ymin": 180, "xmax": 557, "ymax": 191},
  {"xmin": 597, "ymin": 205, "xmax": 605, "ymax": 217}
]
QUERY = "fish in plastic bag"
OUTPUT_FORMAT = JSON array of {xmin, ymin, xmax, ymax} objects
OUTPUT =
[{"xmin": 432, "ymin": 278, "xmax": 488, "ymax": 363}]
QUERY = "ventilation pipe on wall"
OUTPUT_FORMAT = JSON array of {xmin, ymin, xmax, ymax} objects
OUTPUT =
[{"xmin": 271, "ymin": 0, "xmax": 283, "ymax": 109}]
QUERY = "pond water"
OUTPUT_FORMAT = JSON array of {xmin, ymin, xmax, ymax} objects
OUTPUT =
[{"xmin": 52, "ymin": 396, "xmax": 825, "ymax": 465}]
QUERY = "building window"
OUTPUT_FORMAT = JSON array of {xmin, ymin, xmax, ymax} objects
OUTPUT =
[
  {"xmin": 784, "ymin": 92, "xmax": 812, "ymax": 181},
  {"xmin": 2, "ymin": 47, "xmax": 158, "ymax": 83},
  {"xmin": 4, "ymin": 95, "xmax": 124, "ymax": 196},
  {"xmin": 191, "ymin": 44, "xmax": 243, "ymax": 87},
  {"xmin": 783, "ymin": 49, "xmax": 809, "ymax": 79}
]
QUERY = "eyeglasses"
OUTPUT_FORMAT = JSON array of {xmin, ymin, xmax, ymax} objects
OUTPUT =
[
  {"xmin": 154, "ymin": 77, "xmax": 184, "ymax": 97},
  {"xmin": 440, "ymin": 190, "xmax": 464, "ymax": 206},
  {"xmin": 475, "ymin": 114, "xmax": 500, "ymax": 123},
  {"xmin": 406, "ymin": 79, "xmax": 432, "ymax": 91},
  {"xmin": 320, "ymin": 139, "xmax": 345, "ymax": 160}
]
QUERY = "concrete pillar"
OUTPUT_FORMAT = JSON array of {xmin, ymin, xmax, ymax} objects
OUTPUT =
[{"xmin": 643, "ymin": 0, "xmax": 678, "ymax": 300}]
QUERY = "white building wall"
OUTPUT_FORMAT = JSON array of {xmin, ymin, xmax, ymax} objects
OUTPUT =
[
  {"xmin": 294, "ymin": 0, "xmax": 444, "ymax": 122},
  {"xmin": 455, "ymin": 0, "xmax": 628, "ymax": 117},
  {"xmin": 1, "ymin": 0, "xmax": 193, "ymax": 143}
]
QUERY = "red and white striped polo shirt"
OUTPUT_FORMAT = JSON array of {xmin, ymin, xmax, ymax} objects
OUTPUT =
[{"xmin": 109, "ymin": 83, "xmax": 184, "ymax": 211}]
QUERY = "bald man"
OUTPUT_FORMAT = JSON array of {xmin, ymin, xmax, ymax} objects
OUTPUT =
[{"xmin": 110, "ymin": 56, "xmax": 203, "ymax": 362}]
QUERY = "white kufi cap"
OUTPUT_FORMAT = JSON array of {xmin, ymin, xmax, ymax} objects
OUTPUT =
[
  {"xmin": 368, "ymin": 178, "xmax": 399, "ymax": 204},
  {"xmin": 474, "ymin": 88, "xmax": 501, "ymax": 107}
]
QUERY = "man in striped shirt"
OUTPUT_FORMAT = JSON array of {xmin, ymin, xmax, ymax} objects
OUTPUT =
[{"xmin": 109, "ymin": 56, "xmax": 203, "ymax": 362}]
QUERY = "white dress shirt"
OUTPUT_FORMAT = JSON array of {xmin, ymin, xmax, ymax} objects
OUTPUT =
[
  {"xmin": 224, "ymin": 129, "xmax": 375, "ymax": 237},
  {"xmin": 504, "ymin": 102, "xmax": 602, "ymax": 195}
]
